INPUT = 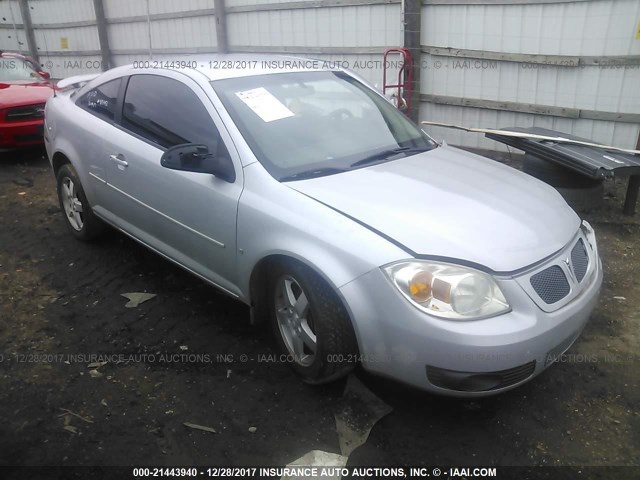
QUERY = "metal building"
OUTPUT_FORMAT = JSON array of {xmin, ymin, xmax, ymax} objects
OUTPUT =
[{"xmin": 1, "ymin": 0, "xmax": 638, "ymax": 150}]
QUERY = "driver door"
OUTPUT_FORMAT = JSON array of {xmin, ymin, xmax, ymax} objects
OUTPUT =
[{"xmin": 100, "ymin": 73, "xmax": 243, "ymax": 296}]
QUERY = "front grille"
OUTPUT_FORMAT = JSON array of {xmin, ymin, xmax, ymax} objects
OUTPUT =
[
  {"xmin": 571, "ymin": 239, "xmax": 589, "ymax": 283},
  {"xmin": 426, "ymin": 361, "xmax": 536, "ymax": 392},
  {"xmin": 5, "ymin": 103, "xmax": 45, "ymax": 121},
  {"xmin": 530, "ymin": 265, "xmax": 570, "ymax": 304}
]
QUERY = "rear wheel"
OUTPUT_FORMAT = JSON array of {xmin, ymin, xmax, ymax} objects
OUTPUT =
[
  {"xmin": 56, "ymin": 164, "xmax": 105, "ymax": 241},
  {"xmin": 268, "ymin": 261, "xmax": 358, "ymax": 384}
]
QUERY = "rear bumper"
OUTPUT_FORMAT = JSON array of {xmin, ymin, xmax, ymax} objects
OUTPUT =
[{"xmin": 0, "ymin": 119, "xmax": 45, "ymax": 148}]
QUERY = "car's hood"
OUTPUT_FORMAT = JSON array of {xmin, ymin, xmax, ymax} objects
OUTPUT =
[
  {"xmin": 0, "ymin": 81, "xmax": 55, "ymax": 108},
  {"xmin": 288, "ymin": 145, "xmax": 580, "ymax": 272}
]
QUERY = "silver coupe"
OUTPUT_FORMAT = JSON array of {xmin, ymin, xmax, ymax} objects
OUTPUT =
[{"xmin": 44, "ymin": 55, "xmax": 602, "ymax": 396}]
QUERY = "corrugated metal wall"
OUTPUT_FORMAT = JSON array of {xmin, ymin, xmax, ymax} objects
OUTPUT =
[
  {"xmin": 0, "ymin": 1, "xmax": 27, "ymax": 54},
  {"xmin": 0, "ymin": 0, "xmax": 638, "ymax": 150},
  {"xmin": 227, "ymin": 2, "xmax": 401, "ymax": 85},
  {"xmin": 105, "ymin": 0, "xmax": 219, "ymax": 68},
  {"xmin": 31, "ymin": 0, "xmax": 102, "ymax": 79},
  {"xmin": 420, "ymin": 0, "xmax": 640, "ymax": 150}
]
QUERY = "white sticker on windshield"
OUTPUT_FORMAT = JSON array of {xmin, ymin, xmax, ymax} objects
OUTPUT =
[{"xmin": 235, "ymin": 87, "xmax": 294, "ymax": 122}]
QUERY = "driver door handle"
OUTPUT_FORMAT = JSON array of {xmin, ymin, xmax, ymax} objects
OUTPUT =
[{"xmin": 109, "ymin": 154, "xmax": 128, "ymax": 169}]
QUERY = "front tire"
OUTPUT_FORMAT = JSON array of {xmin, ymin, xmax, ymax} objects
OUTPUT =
[
  {"xmin": 56, "ymin": 164, "xmax": 105, "ymax": 241},
  {"xmin": 268, "ymin": 261, "xmax": 358, "ymax": 384}
]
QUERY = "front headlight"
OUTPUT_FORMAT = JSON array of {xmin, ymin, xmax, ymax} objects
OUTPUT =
[{"xmin": 383, "ymin": 261, "xmax": 510, "ymax": 320}]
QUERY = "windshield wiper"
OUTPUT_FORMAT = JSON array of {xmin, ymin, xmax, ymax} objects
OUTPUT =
[
  {"xmin": 350, "ymin": 146, "xmax": 433, "ymax": 168},
  {"xmin": 280, "ymin": 167, "xmax": 348, "ymax": 182},
  {"xmin": 279, "ymin": 145, "xmax": 434, "ymax": 181}
]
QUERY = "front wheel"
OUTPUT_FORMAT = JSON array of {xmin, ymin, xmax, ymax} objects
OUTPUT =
[
  {"xmin": 269, "ymin": 261, "xmax": 359, "ymax": 384},
  {"xmin": 56, "ymin": 164, "xmax": 105, "ymax": 241}
]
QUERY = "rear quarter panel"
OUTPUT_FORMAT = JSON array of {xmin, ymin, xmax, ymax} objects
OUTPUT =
[{"xmin": 45, "ymin": 92, "xmax": 104, "ymax": 205}]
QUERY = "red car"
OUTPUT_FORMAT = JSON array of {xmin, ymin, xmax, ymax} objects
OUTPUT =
[{"xmin": 0, "ymin": 51, "xmax": 55, "ymax": 150}]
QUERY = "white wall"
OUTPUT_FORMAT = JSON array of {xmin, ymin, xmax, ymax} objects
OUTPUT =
[
  {"xmin": 0, "ymin": 0, "xmax": 637, "ymax": 150},
  {"xmin": 0, "ymin": 0, "xmax": 27, "ymax": 54},
  {"xmin": 419, "ymin": 0, "xmax": 640, "ymax": 149}
]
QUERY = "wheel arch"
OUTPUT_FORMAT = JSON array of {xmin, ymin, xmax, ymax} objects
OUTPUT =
[
  {"xmin": 51, "ymin": 151, "xmax": 71, "ymax": 176},
  {"xmin": 248, "ymin": 252, "xmax": 363, "ymax": 365},
  {"xmin": 248, "ymin": 254, "xmax": 356, "ymax": 331},
  {"xmin": 248, "ymin": 254, "xmax": 333, "ymax": 322},
  {"xmin": 49, "ymin": 139, "xmax": 97, "ymax": 205}
]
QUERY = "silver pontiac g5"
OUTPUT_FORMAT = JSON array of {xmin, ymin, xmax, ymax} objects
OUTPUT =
[{"xmin": 44, "ymin": 55, "xmax": 602, "ymax": 396}]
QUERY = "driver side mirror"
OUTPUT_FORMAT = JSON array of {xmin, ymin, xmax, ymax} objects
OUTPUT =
[
  {"xmin": 38, "ymin": 70, "xmax": 51, "ymax": 80},
  {"xmin": 160, "ymin": 143, "xmax": 236, "ymax": 183}
]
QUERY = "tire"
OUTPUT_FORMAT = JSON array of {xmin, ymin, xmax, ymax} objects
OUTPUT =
[
  {"xmin": 268, "ymin": 260, "xmax": 358, "ymax": 384},
  {"xmin": 56, "ymin": 163, "xmax": 105, "ymax": 241}
]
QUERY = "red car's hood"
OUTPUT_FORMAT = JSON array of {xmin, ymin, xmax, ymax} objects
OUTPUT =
[{"xmin": 0, "ymin": 81, "xmax": 55, "ymax": 108}]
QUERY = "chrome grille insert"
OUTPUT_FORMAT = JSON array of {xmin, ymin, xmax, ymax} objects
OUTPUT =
[
  {"xmin": 530, "ymin": 265, "xmax": 570, "ymax": 304},
  {"xmin": 571, "ymin": 238, "xmax": 589, "ymax": 283},
  {"xmin": 516, "ymin": 229, "xmax": 598, "ymax": 313}
]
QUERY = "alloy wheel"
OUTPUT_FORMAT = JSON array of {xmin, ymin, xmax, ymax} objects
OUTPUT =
[
  {"xmin": 274, "ymin": 275, "xmax": 317, "ymax": 366},
  {"xmin": 61, "ymin": 177, "xmax": 84, "ymax": 231}
]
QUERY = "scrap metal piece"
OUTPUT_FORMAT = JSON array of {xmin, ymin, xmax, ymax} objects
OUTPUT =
[
  {"xmin": 121, "ymin": 292, "xmax": 156, "ymax": 308},
  {"xmin": 334, "ymin": 375, "xmax": 392, "ymax": 457},
  {"xmin": 420, "ymin": 121, "xmax": 640, "ymax": 156},
  {"xmin": 281, "ymin": 450, "xmax": 348, "ymax": 480}
]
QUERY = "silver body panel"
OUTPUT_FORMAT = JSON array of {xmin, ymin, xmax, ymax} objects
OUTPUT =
[
  {"xmin": 288, "ymin": 145, "xmax": 581, "ymax": 273},
  {"xmin": 340, "ymin": 255, "xmax": 602, "ymax": 396},
  {"xmin": 45, "ymin": 55, "xmax": 602, "ymax": 395}
]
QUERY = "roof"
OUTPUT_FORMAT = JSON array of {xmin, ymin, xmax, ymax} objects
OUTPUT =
[
  {"xmin": 69, "ymin": 53, "xmax": 350, "ymax": 99},
  {"xmin": 124, "ymin": 53, "xmax": 340, "ymax": 81}
]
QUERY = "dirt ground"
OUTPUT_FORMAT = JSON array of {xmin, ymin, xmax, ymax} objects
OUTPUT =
[{"xmin": 0, "ymin": 147, "xmax": 638, "ymax": 475}]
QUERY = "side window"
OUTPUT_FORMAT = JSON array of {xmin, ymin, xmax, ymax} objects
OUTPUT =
[
  {"xmin": 121, "ymin": 74, "xmax": 224, "ymax": 155},
  {"xmin": 78, "ymin": 78, "xmax": 121, "ymax": 122}
]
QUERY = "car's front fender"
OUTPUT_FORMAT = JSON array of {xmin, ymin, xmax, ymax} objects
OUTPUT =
[{"xmin": 235, "ymin": 163, "xmax": 408, "ymax": 303}]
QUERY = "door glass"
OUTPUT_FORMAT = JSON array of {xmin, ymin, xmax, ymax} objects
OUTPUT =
[
  {"xmin": 122, "ymin": 74, "xmax": 225, "ymax": 156},
  {"xmin": 78, "ymin": 78, "xmax": 121, "ymax": 122}
]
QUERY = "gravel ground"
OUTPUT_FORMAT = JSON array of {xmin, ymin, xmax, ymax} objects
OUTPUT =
[{"xmin": 0, "ymin": 147, "xmax": 638, "ymax": 476}]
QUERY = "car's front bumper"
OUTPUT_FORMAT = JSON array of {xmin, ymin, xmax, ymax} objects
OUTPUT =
[
  {"xmin": 0, "ymin": 119, "xmax": 45, "ymax": 149},
  {"xmin": 340, "ymin": 236, "xmax": 603, "ymax": 397}
]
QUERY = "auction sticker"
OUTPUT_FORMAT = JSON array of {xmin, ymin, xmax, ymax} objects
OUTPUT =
[{"xmin": 235, "ymin": 87, "xmax": 294, "ymax": 122}]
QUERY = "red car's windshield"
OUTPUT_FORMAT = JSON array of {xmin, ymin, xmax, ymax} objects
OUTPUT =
[{"xmin": 0, "ymin": 58, "xmax": 45, "ymax": 82}]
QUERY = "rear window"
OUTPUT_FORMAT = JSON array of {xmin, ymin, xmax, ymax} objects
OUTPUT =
[{"xmin": 78, "ymin": 78, "xmax": 121, "ymax": 122}]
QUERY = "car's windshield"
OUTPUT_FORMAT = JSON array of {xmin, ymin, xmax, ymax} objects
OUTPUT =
[
  {"xmin": 0, "ymin": 58, "xmax": 44, "ymax": 82},
  {"xmin": 212, "ymin": 71, "xmax": 436, "ymax": 181}
]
